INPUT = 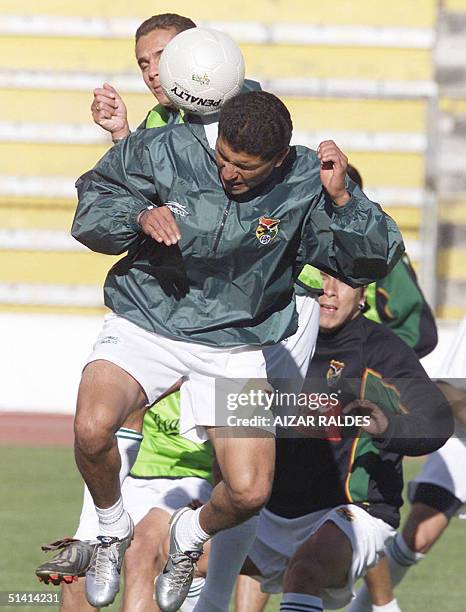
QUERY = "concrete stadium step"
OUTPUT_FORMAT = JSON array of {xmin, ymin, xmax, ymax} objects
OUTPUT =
[
  {"xmin": 0, "ymin": 37, "xmax": 433, "ymax": 82},
  {"xmin": 0, "ymin": 142, "xmax": 107, "ymax": 176},
  {"xmin": 0, "ymin": 89, "xmax": 427, "ymax": 135},
  {"xmin": 438, "ymin": 247, "xmax": 466, "ymax": 281},
  {"xmin": 0, "ymin": 0, "xmax": 437, "ymax": 27},
  {"xmin": 0, "ymin": 88, "xmax": 152, "ymax": 126},
  {"xmin": 445, "ymin": 0, "xmax": 466, "ymax": 11},
  {"xmin": 0, "ymin": 70, "xmax": 436, "ymax": 99},
  {"xmin": 0, "ymin": 198, "xmax": 74, "ymax": 230},
  {"xmin": 0, "ymin": 250, "xmax": 118, "ymax": 285},
  {"xmin": 0, "ymin": 143, "xmax": 426, "ymax": 187}
]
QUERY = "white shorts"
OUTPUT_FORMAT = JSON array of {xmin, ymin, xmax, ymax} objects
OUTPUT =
[
  {"xmin": 264, "ymin": 294, "xmax": 319, "ymax": 393},
  {"xmin": 249, "ymin": 505, "xmax": 395, "ymax": 610},
  {"xmin": 74, "ymin": 476, "xmax": 213, "ymax": 541},
  {"xmin": 85, "ymin": 312, "xmax": 268, "ymax": 442},
  {"xmin": 409, "ymin": 435, "xmax": 466, "ymax": 505}
]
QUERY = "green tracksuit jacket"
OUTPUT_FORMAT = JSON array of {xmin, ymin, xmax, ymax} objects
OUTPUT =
[{"xmin": 72, "ymin": 121, "xmax": 404, "ymax": 347}]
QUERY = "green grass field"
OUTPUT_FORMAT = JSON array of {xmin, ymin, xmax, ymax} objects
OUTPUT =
[{"xmin": 0, "ymin": 447, "xmax": 465, "ymax": 611}]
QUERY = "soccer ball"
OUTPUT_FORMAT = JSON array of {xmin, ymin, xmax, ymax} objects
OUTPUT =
[{"xmin": 159, "ymin": 27, "xmax": 245, "ymax": 116}]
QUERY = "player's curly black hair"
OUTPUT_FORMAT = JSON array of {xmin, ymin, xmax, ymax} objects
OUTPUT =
[{"xmin": 219, "ymin": 91, "xmax": 293, "ymax": 161}]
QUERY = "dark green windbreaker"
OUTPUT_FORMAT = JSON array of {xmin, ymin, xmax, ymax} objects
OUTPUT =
[{"xmin": 72, "ymin": 122, "xmax": 404, "ymax": 347}]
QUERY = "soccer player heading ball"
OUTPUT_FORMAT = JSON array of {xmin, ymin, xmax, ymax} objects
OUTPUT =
[{"xmin": 66, "ymin": 22, "xmax": 405, "ymax": 612}]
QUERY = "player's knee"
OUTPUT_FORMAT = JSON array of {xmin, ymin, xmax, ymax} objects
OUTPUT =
[
  {"xmin": 402, "ymin": 504, "xmax": 445, "ymax": 555},
  {"xmin": 284, "ymin": 554, "xmax": 324, "ymax": 594},
  {"xmin": 74, "ymin": 411, "xmax": 116, "ymax": 458},
  {"xmin": 125, "ymin": 540, "xmax": 159, "ymax": 581},
  {"xmin": 405, "ymin": 526, "xmax": 435, "ymax": 555},
  {"xmin": 227, "ymin": 475, "xmax": 271, "ymax": 515}
]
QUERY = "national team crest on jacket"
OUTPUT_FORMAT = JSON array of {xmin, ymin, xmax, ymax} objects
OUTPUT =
[
  {"xmin": 326, "ymin": 359, "xmax": 345, "ymax": 385},
  {"xmin": 256, "ymin": 217, "xmax": 280, "ymax": 245}
]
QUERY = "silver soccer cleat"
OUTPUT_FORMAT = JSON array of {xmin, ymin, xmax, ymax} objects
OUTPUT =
[
  {"xmin": 155, "ymin": 507, "xmax": 203, "ymax": 612},
  {"xmin": 85, "ymin": 517, "xmax": 134, "ymax": 608}
]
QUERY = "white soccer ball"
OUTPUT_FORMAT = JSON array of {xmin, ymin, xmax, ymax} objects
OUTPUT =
[{"xmin": 159, "ymin": 27, "xmax": 245, "ymax": 116}]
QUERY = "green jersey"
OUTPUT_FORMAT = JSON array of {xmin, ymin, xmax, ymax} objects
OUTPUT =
[{"xmin": 130, "ymin": 391, "xmax": 213, "ymax": 482}]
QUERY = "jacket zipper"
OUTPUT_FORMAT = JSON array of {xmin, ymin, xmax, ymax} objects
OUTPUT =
[{"xmin": 211, "ymin": 200, "xmax": 232, "ymax": 254}]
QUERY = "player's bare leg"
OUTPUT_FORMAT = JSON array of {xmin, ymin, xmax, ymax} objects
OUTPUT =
[
  {"xmin": 235, "ymin": 575, "xmax": 269, "ymax": 612},
  {"xmin": 156, "ymin": 429, "xmax": 275, "ymax": 611},
  {"xmin": 281, "ymin": 521, "xmax": 352, "ymax": 612},
  {"xmin": 202, "ymin": 428, "xmax": 275, "ymax": 531},
  {"xmin": 74, "ymin": 360, "xmax": 147, "ymax": 508},
  {"xmin": 61, "ymin": 577, "xmax": 96, "ymax": 612},
  {"xmin": 74, "ymin": 360, "xmax": 148, "ymax": 607},
  {"xmin": 402, "ymin": 502, "xmax": 449, "ymax": 554},
  {"xmin": 364, "ymin": 557, "xmax": 397, "ymax": 606},
  {"xmin": 122, "ymin": 507, "xmax": 170, "ymax": 612}
]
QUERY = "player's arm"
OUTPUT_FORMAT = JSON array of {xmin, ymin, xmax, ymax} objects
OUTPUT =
[
  {"xmin": 375, "ymin": 255, "xmax": 438, "ymax": 357},
  {"xmin": 355, "ymin": 338, "xmax": 453, "ymax": 456},
  {"xmin": 302, "ymin": 141, "xmax": 405, "ymax": 287},
  {"xmin": 72, "ymin": 131, "xmax": 164, "ymax": 254},
  {"xmin": 91, "ymin": 82, "xmax": 130, "ymax": 142}
]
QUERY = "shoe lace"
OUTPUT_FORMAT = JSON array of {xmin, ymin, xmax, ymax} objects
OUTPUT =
[
  {"xmin": 92, "ymin": 544, "xmax": 119, "ymax": 586},
  {"xmin": 166, "ymin": 552, "xmax": 198, "ymax": 588}
]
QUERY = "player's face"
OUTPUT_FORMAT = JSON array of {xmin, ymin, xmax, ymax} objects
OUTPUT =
[
  {"xmin": 135, "ymin": 27, "xmax": 179, "ymax": 107},
  {"xmin": 215, "ymin": 137, "xmax": 288, "ymax": 195},
  {"xmin": 319, "ymin": 272, "xmax": 365, "ymax": 333}
]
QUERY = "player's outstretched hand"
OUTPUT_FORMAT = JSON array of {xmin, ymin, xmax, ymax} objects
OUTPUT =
[
  {"xmin": 317, "ymin": 140, "xmax": 350, "ymax": 207},
  {"xmin": 138, "ymin": 206, "xmax": 181, "ymax": 246},
  {"xmin": 91, "ymin": 83, "xmax": 129, "ymax": 139},
  {"xmin": 343, "ymin": 399, "xmax": 390, "ymax": 436}
]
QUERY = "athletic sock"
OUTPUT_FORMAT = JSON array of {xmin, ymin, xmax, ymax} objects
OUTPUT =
[
  {"xmin": 115, "ymin": 428, "xmax": 143, "ymax": 484},
  {"xmin": 95, "ymin": 496, "xmax": 131, "ymax": 539},
  {"xmin": 372, "ymin": 600, "xmax": 402, "ymax": 611},
  {"xmin": 192, "ymin": 515, "xmax": 259, "ymax": 611},
  {"xmin": 387, "ymin": 532, "xmax": 424, "ymax": 587},
  {"xmin": 180, "ymin": 577, "xmax": 205, "ymax": 611},
  {"xmin": 280, "ymin": 592, "xmax": 323, "ymax": 611},
  {"xmin": 175, "ymin": 507, "xmax": 211, "ymax": 552}
]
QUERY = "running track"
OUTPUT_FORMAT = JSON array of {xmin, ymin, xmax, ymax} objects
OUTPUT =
[{"xmin": 0, "ymin": 412, "xmax": 73, "ymax": 446}]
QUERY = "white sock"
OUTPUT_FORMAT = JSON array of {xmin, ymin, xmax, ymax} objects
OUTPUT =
[
  {"xmin": 387, "ymin": 533, "xmax": 424, "ymax": 587},
  {"xmin": 95, "ymin": 496, "xmax": 131, "ymax": 539},
  {"xmin": 180, "ymin": 577, "xmax": 205, "ymax": 611},
  {"xmin": 280, "ymin": 592, "xmax": 323, "ymax": 611},
  {"xmin": 193, "ymin": 515, "xmax": 259, "ymax": 611},
  {"xmin": 373, "ymin": 600, "xmax": 402, "ymax": 611},
  {"xmin": 175, "ymin": 507, "xmax": 211, "ymax": 552},
  {"xmin": 115, "ymin": 428, "xmax": 143, "ymax": 484}
]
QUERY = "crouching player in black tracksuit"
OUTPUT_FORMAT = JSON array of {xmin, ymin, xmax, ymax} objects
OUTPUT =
[{"xmin": 238, "ymin": 272, "xmax": 453, "ymax": 612}]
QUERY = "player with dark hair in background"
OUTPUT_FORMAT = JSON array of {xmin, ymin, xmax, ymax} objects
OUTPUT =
[
  {"xmin": 91, "ymin": 12, "xmax": 196, "ymax": 144},
  {"xmin": 229, "ymin": 272, "xmax": 452, "ymax": 612}
]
